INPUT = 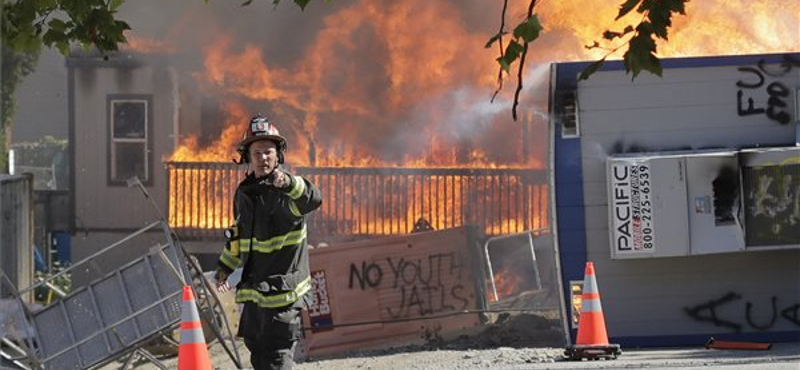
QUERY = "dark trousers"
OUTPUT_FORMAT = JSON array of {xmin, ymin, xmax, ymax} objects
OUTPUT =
[{"xmin": 239, "ymin": 303, "xmax": 302, "ymax": 370}]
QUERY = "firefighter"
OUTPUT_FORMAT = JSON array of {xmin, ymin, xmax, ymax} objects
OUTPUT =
[{"xmin": 215, "ymin": 114, "xmax": 322, "ymax": 370}]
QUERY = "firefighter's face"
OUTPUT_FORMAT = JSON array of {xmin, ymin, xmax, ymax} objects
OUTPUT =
[{"xmin": 249, "ymin": 140, "xmax": 279, "ymax": 178}]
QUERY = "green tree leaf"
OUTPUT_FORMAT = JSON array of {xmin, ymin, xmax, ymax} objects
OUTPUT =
[
  {"xmin": 47, "ymin": 18, "xmax": 67, "ymax": 33},
  {"xmin": 602, "ymin": 25, "xmax": 634, "ymax": 41},
  {"xmin": 496, "ymin": 56, "xmax": 511, "ymax": 73},
  {"xmin": 637, "ymin": 0, "xmax": 656, "ymax": 13},
  {"xmin": 497, "ymin": 40, "xmax": 524, "ymax": 73},
  {"xmin": 485, "ymin": 31, "xmax": 507, "ymax": 49},
  {"xmin": 648, "ymin": 0, "xmax": 687, "ymax": 40},
  {"xmin": 512, "ymin": 14, "xmax": 543, "ymax": 43},
  {"xmin": 17, "ymin": 0, "xmax": 38, "ymax": 22},
  {"xmin": 603, "ymin": 30, "xmax": 622, "ymax": 41},
  {"xmin": 623, "ymin": 24, "xmax": 662, "ymax": 78},
  {"xmin": 42, "ymin": 28, "xmax": 67, "ymax": 46},
  {"xmin": 0, "ymin": 48, "xmax": 40, "ymax": 169},
  {"xmin": 616, "ymin": 0, "xmax": 642, "ymax": 20},
  {"xmin": 54, "ymin": 40, "xmax": 71, "ymax": 55},
  {"xmin": 111, "ymin": 0, "xmax": 126, "ymax": 10},
  {"xmin": 585, "ymin": 40, "xmax": 600, "ymax": 50},
  {"xmin": 578, "ymin": 58, "xmax": 607, "ymax": 81},
  {"xmin": 294, "ymin": 0, "xmax": 312, "ymax": 10},
  {"xmin": 623, "ymin": 25, "xmax": 634, "ymax": 35},
  {"xmin": 507, "ymin": 40, "xmax": 524, "ymax": 60},
  {"xmin": 37, "ymin": 0, "xmax": 58, "ymax": 10}
]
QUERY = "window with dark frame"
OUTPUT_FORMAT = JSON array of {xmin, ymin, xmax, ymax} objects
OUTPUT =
[
  {"xmin": 560, "ymin": 91, "xmax": 580, "ymax": 138},
  {"xmin": 110, "ymin": 99, "xmax": 149, "ymax": 183}
]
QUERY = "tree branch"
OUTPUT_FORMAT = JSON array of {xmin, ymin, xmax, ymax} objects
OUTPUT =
[
  {"xmin": 592, "ymin": 12, "xmax": 648, "ymax": 59},
  {"xmin": 491, "ymin": 0, "xmax": 509, "ymax": 103},
  {"xmin": 512, "ymin": 0, "xmax": 537, "ymax": 121}
]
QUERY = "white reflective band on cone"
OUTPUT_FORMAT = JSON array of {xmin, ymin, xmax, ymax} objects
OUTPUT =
[
  {"xmin": 182, "ymin": 301, "xmax": 201, "ymax": 322},
  {"xmin": 583, "ymin": 275, "xmax": 599, "ymax": 294},
  {"xmin": 181, "ymin": 327, "xmax": 206, "ymax": 344},
  {"xmin": 581, "ymin": 298, "xmax": 603, "ymax": 313}
]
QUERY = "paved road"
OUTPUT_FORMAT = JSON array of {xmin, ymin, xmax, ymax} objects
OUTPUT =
[{"xmin": 495, "ymin": 343, "xmax": 800, "ymax": 370}]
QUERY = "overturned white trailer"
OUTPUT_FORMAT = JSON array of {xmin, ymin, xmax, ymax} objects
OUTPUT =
[{"xmin": 549, "ymin": 52, "xmax": 800, "ymax": 346}]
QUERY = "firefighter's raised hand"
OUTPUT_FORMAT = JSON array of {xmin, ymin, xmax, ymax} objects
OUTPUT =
[
  {"xmin": 267, "ymin": 169, "xmax": 292, "ymax": 189},
  {"xmin": 215, "ymin": 269, "xmax": 230, "ymax": 293}
]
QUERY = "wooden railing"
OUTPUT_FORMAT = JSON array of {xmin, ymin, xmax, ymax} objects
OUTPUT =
[{"xmin": 166, "ymin": 162, "xmax": 548, "ymax": 240}]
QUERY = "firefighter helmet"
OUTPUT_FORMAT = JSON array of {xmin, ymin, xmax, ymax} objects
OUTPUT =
[{"xmin": 236, "ymin": 115, "xmax": 287, "ymax": 164}]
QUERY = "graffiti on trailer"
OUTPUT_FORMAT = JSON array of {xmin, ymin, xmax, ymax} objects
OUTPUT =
[
  {"xmin": 743, "ymin": 158, "xmax": 800, "ymax": 246},
  {"xmin": 684, "ymin": 292, "xmax": 800, "ymax": 332},
  {"xmin": 735, "ymin": 56, "xmax": 799, "ymax": 125},
  {"xmin": 348, "ymin": 252, "xmax": 471, "ymax": 319}
]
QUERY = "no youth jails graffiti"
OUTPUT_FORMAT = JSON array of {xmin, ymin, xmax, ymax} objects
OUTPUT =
[
  {"xmin": 348, "ymin": 252, "xmax": 471, "ymax": 319},
  {"xmin": 610, "ymin": 161, "xmax": 655, "ymax": 254},
  {"xmin": 302, "ymin": 229, "xmax": 481, "ymax": 341}
]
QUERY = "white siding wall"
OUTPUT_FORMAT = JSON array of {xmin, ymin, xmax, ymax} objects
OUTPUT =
[{"xmin": 72, "ymin": 62, "xmax": 176, "ymax": 262}]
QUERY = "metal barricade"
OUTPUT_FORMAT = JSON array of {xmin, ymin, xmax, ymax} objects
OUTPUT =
[
  {"xmin": 482, "ymin": 230, "xmax": 568, "ymax": 347},
  {"xmin": 1, "ymin": 221, "xmax": 241, "ymax": 370}
]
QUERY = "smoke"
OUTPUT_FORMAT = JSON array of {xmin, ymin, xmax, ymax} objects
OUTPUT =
[{"xmin": 118, "ymin": 0, "xmax": 798, "ymax": 167}]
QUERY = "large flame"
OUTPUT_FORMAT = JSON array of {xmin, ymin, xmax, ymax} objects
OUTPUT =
[
  {"xmin": 531, "ymin": 0, "xmax": 799, "ymax": 60},
  {"xmin": 157, "ymin": 0, "xmax": 798, "ymax": 167},
  {"xmin": 169, "ymin": 101, "xmax": 249, "ymax": 162},
  {"xmin": 167, "ymin": 0, "xmax": 534, "ymax": 168},
  {"xmin": 491, "ymin": 268, "xmax": 525, "ymax": 302}
]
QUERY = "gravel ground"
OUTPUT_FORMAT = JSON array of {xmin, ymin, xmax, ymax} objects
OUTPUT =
[
  {"xmin": 297, "ymin": 347, "xmax": 565, "ymax": 370},
  {"xmin": 97, "ymin": 312, "xmax": 569, "ymax": 370},
  {"xmin": 104, "ymin": 339, "xmax": 800, "ymax": 370},
  {"xmin": 106, "ymin": 341, "xmax": 567, "ymax": 370},
  {"xmin": 94, "ymin": 311, "xmax": 800, "ymax": 370}
]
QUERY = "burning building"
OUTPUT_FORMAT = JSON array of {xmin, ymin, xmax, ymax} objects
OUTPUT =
[{"xmin": 59, "ymin": 0, "xmax": 798, "ymax": 350}]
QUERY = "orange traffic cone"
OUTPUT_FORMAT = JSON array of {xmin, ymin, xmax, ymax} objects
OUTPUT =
[
  {"xmin": 178, "ymin": 286, "xmax": 213, "ymax": 370},
  {"xmin": 564, "ymin": 262, "xmax": 621, "ymax": 360}
]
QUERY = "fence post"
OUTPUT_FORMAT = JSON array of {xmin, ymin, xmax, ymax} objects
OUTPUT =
[{"xmin": 0, "ymin": 174, "xmax": 35, "ymax": 302}]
